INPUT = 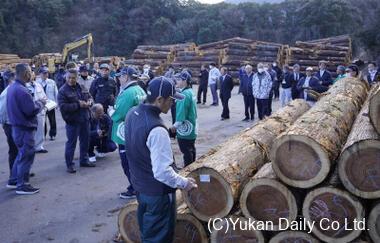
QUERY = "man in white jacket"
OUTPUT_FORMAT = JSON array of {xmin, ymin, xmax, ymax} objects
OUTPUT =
[
  {"xmin": 28, "ymin": 70, "xmax": 48, "ymax": 153},
  {"xmin": 208, "ymin": 63, "xmax": 221, "ymax": 106},
  {"xmin": 37, "ymin": 67, "xmax": 58, "ymax": 141}
]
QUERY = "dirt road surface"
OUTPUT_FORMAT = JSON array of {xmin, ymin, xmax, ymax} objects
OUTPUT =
[{"xmin": 0, "ymin": 86, "xmax": 280, "ymax": 243}]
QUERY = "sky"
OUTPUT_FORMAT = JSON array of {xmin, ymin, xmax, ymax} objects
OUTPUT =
[{"xmin": 197, "ymin": 0, "xmax": 224, "ymax": 4}]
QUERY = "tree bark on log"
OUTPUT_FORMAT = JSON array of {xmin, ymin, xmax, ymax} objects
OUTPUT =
[
  {"xmin": 239, "ymin": 163, "xmax": 298, "ymax": 231},
  {"xmin": 295, "ymin": 42, "xmax": 350, "ymax": 52},
  {"xmin": 181, "ymin": 100, "xmax": 310, "ymax": 221},
  {"xmin": 338, "ymin": 85, "xmax": 380, "ymax": 199},
  {"xmin": 210, "ymin": 216, "xmax": 265, "ymax": 243},
  {"xmin": 302, "ymin": 187, "xmax": 364, "ymax": 243},
  {"xmin": 369, "ymin": 84, "xmax": 380, "ymax": 134},
  {"xmin": 271, "ymin": 78, "xmax": 368, "ymax": 189},
  {"xmin": 269, "ymin": 231, "xmax": 321, "ymax": 243}
]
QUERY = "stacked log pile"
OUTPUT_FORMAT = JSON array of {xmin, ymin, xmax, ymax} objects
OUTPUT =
[
  {"xmin": 0, "ymin": 54, "xmax": 31, "ymax": 69},
  {"xmin": 284, "ymin": 35, "xmax": 352, "ymax": 77}
]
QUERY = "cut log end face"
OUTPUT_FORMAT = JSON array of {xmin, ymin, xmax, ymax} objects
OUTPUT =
[
  {"xmin": 247, "ymin": 185, "xmax": 289, "ymax": 223},
  {"xmin": 118, "ymin": 204, "xmax": 141, "ymax": 243},
  {"xmin": 173, "ymin": 216, "xmax": 206, "ymax": 243},
  {"xmin": 184, "ymin": 168, "xmax": 233, "ymax": 221},
  {"xmin": 272, "ymin": 135, "xmax": 329, "ymax": 188},
  {"xmin": 211, "ymin": 217, "xmax": 264, "ymax": 243},
  {"xmin": 369, "ymin": 203, "xmax": 380, "ymax": 242},
  {"xmin": 303, "ymin": 188, "xmax": 363, "ymax": 242},
  {"xmin": 269, "ymin": 231, "xmax": 320, "ymax": 243},
  {"xmin": 342, "ymin": 141, "xmax": 380, "ymax": 197},
  {"xmin": 369, "ymin": 88, "xmax": 380, "ymax": 134}
]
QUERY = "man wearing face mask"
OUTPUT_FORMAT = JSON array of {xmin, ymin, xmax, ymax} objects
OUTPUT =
[
  {"xmin": 252, "ymin": 63, "xmax": 273, "ymax": 120},
  {"xmin": 367, "ymin": 62, "xmax": 380, "ymax": 86},
  {"xmin": 90, "ymin": 63, "xmax": 118, "ymax": 113},
  {"xmin": 315, "ymin": 61, "xmax": 332, "ymax": 88}
]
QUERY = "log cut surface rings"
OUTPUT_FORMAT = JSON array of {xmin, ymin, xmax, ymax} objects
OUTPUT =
[
  {"xmin": 185, "ymin": 167, "xmax": 234, "ymax": 221},
  {"xmin": 368, "ymin": 203, "xmax": 380, "ymax": 242},
  {"xmin": 302, "ymin": 187, "xmax": 364, "ymax": 242},
  {"xmin": 369, "ymin": 85, "xmax": 380, "ymax": 134},
  {"xmin": 240, "ymin": 178, "xmax": 298, "ymax": 231},
  {"xmin": 269, "ymin": 231, "xmax": 321, "ymax": 243},
  {"xmin": 118, "ymin": 203, "xmax": 140, "ymax": 243},
  {"xmin": 272, "ymin": 135, "xmax": 329, "ymax": 188}
]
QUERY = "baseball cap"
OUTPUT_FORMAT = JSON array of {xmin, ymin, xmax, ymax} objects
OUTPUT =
[
  {"xmin": 306, "ymin": 67, "xmax": 313, "ymax": 71},
  {"xmin": 115, "ymin": 66, "xmax": 139, "ymax": 77},
  {"xmin": 79, "ymin": 65, "xmax": 88, "ymax": 72},
  {"xmin": 100, "ymin": 63, "xmax": 110, "ymax": 70},
  {"xmin": 147, "ymin": 76, "xmax": 185, "ymax": 101},
  {"xmin": 39, "ymin": 66, "xmax": 49, "ymax": 74}
]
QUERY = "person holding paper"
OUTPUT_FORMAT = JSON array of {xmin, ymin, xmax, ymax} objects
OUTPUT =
[{"xmin": 37, "ymin": 67, "xmax": 58, "ymax": 141}]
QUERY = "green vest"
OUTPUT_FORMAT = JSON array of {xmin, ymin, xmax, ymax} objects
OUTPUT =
[
  {"xmin": 111, "ymin": 82, "xmax": 146, "ymax": 145},
  {"xmin": 175, "ymin": 87, "xmax": 198, "ymax": 140}
]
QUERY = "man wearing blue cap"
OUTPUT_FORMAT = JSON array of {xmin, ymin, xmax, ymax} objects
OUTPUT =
[
  {"xmin": 111, "ymin": 66, "xmax": 146, "ymax": 199},
  {"xmin": 125, "ymin": 76, "xmax": 197, "ymax": 243},
  {"xmin": 37, "ymin": 67, "xmax": 58, "ymax": 141}
]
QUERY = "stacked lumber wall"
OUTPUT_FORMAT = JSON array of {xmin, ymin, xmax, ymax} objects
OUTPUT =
[{"xmin": 1, "ymin": 54, "xmax": 31, "ymax": 69}]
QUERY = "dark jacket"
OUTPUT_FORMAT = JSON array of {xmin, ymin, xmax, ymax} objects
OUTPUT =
[
  {"xmin": 125, "ymin": 104, "xmax": 176, "ymax": 196},
  {"xmin": 367, "ymin": 71, "xmax": 380, "ymax": 86},
  {"xmin": 58, "ymin": 83, "xmax": 90, "ymax": 124},
  {"xmin": 239, "ymin": 72, "xmax": 254, "ymax": 96},
  {"xmin": 280, "ymin": 71, "xmax": 293, "ymax": 89},
  {"xmin": 314, "ymin": 70, "xmax": 332, "ymax": 87},
  {"xmin": 289, "ymin": 72, "xmax": 305, "ymax": 88},
  {"xmin": 90, "ymin": 77, "xmax": 117, "ymax": 108},
  {"xmin": 220, "ymin": 74, "xmax": 234, "ymax": 99},
  {"xmin": 6, "ymin": 80, "xmax": 43, "ymax": 129},
  {"xmin": 90, "ymin": 114, "xmax": 112, "ymax": 140},
  {"xmin": 297, "ymin": 76, "xmax": 328, "ymax": 101},
  {"xmin": 199, "ymin": 69, "xmax": 209, "ymax": 87},
  {"xmin": 54, "ymin": 69, "xmax": 66, "ymax": 89}
]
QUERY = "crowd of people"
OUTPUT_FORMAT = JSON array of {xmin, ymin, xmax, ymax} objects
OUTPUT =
[{"xmin": 0, "ymin": 58, "xmax": 379, "ymax": 242}]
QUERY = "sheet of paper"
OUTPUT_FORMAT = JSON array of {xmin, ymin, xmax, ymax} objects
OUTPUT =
[
  {"xmin": 200, "ymin": 174, "xmax": 210, "ymax": 183},
  {"xmin": 45, "ymin": 100, "xmax": 57, "ymax": 111}
]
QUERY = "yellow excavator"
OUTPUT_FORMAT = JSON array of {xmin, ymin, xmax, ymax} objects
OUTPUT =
[{"xmin": 32, "ymin": 33, "xmax": 94, "ymax": 73}]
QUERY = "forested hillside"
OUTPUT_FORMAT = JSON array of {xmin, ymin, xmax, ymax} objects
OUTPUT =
[{"xmin": 0, "ymin": 0, "xmax": 378, "ymax": 59}]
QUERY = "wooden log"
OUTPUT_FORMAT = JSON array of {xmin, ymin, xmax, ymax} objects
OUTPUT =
[
  {"xmin": 302, "ymin": 187, "xmax": 364, "ymax": 242},
  {"xmin": 295, "ymin": 42, "xmax": 349, "ymax": 52},
  {"xmin": 175, "ymin": 56, "xmax": 217, "ymax": 62},
  {"xmin": 210, "ymin": 216, "xmax": 265, "ymax": 243},
  {"xmin": 181, "ymin": 100, "xmax": 310, "ymax": 221},
  {"xmin": 132, "ymin": 53, "xmax": 170, "ymax": 60},
  {"xmin": 369, "ymin": 84, "xmax": 380, "ymax": 134},
  {"xmin": 239, "ymin": 163, "xmax": 298, "ymax": 231},
  {"xmin": 271, "ymin": 78, "xmax": 368, "ymax": 189},
  {"xmin": 118, "ymin": 201, "xmax": 140, "ymax": 243},
  {"xmin": 176, "ymin": 51, "xmax": 198, "ymax": 57},
  {"xmin": 269, "ymin": 231, "xmax": 321, "ymax": 243},
  {"xmin": 252, "ymin": 44, "xmax": 280, "ymax": 52},
  {"xmin": 286, "ymin": 59, "xmax": 344, "ymax": 67},
  {"xmin": 338, "ymin": 85, "xmax": 380, "ymax": 199},
  {"xmin": 289, "ymin": 55, "xmax": 347, "ymax": 62},
  {"xmin": 307, "ymin": 35, "xmax": 351, "ymax": 47},
  {"xmin": 119, "ymin": 200, "xmax": 207, "ymax": 243},
  {"xmin": 288, "ymin": 47, "xmax": 348, "ymax": 58},
  {"xmin": 224, "ymin": 49, "xmax": 255, "ymax": 56},
  {"xmin": 368, "ymin": 202, "xmax": 380, "ymax": 242},
  {"xmin": 137, "ymin": 45, "xmax": 173, "ymax": 52}
]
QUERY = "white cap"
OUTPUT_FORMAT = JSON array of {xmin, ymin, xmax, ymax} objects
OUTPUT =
[{"xmin": 306, "ymin": 67, "xmax": 313, "ymax": 71}]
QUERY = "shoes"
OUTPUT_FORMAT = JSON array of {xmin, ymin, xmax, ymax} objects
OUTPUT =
[
  {"xmin": 16, "ymin": 185, "xmax": 40, "ymax": 195},
  {"xmin": 221, "ymin": 117, "xmax": 230, "ymax": 121},
  {"xmin": 50, "ymin": 136, "xmax": 55, "ymax": 141},
  {"xmin": 202, "ymin": 102, "xmax": 206, "ymax": 105},
  {"xmin": 95, "ymin": 151, "xmax": 106, "ymax": 158},
  {"xmin": 251, "ymin": 117, "xmax": 255, "ymax": 121},
  {"xmin": 66, "ymin": 166, "xmax": 77, "ymax": 174},
  {"xmin": 119, "ymin": 191, "xmax": 137, "ymax": 199},
  {"xmin": 6, "ymin": 182, "xmax": 17, "ymax": 189},
  {"xmin": 36, "ymin": 149, "xmax": 48, "ymax": 153},
  {"xmin": 89, "ymin": 156, "xmax": 97, "ymax": 163},
  {"xmin": 197, "ymin": 101, "xmax": 201, "ymax": 104},
  {"xmin": 80, "ymin": 162, "xmax": 96, "ymax": 168},
  {"xmin": 242, "ymin": 118, "xmax": 250, "ymax": 122}
]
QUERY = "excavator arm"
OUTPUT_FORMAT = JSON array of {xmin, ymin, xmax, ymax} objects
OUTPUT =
[{"xmin": 61, "ymin": 33, "xmax": 94, "ymax": 64}]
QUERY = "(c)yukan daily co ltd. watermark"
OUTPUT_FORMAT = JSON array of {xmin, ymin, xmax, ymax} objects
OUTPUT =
[{"xmin": 207, "ymin": 217, "xmax": 367, "ymax": 234}]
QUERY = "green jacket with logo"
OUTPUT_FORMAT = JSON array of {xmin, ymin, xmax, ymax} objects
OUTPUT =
[
  {"xmin": 111, "ymin": 82, "xmax": 146, "ymax": 145},
  {"xmin": 175, "ymin": 87, "xmax": 198, "ymax": 140}
]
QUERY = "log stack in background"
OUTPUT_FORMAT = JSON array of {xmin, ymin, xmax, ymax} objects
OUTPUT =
[
  {"xmin": 285, "ymin": 35, "xmax": 352, "ymax": 77},
  {"xmin": 0, "ymin": 54, "xmax": 31, "ymax": 69}
]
